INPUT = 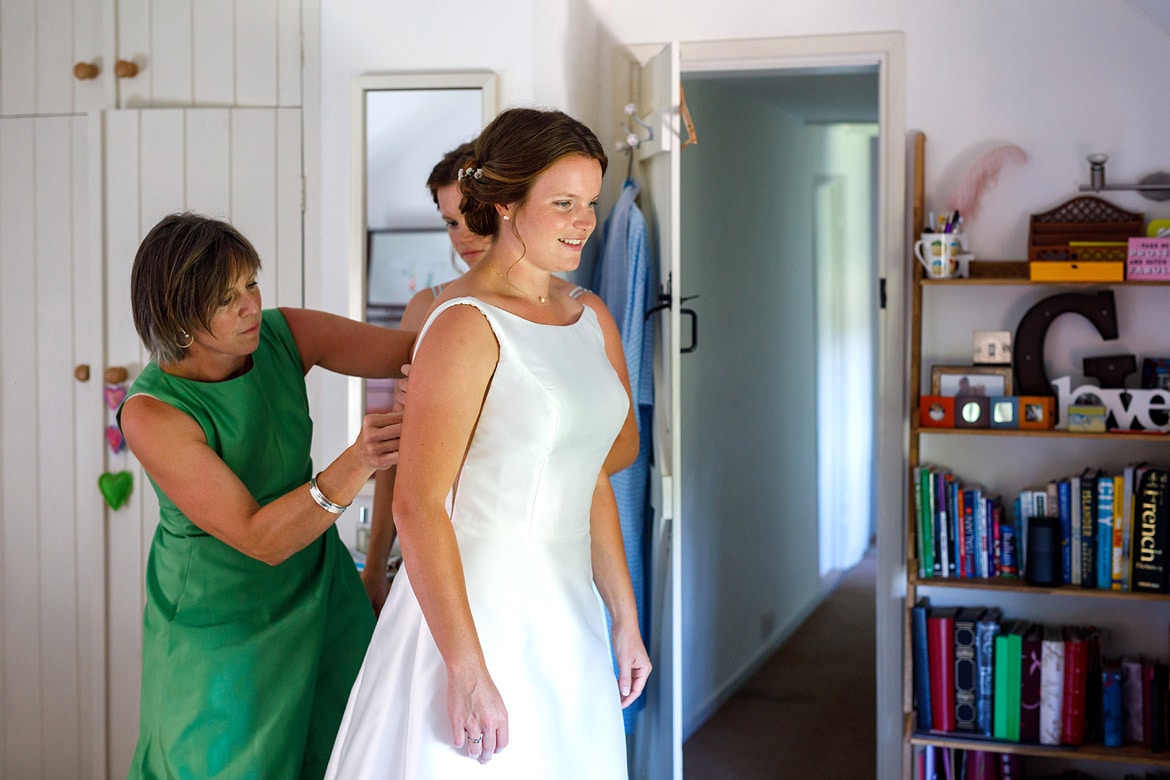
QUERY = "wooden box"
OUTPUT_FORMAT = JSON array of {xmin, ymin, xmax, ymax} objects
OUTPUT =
[
  {"xmin": 1029, "ymin": 260, "xmax": 1125, "ymax": 282},
  {"xmin": 1027, "ymin": 195, "xmax": 1143, "ymax": 262}
]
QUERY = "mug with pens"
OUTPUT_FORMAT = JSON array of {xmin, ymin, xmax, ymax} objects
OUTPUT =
[{"xmin": 915, "ymin": 210, "xmax": 972, "ymax": 279}]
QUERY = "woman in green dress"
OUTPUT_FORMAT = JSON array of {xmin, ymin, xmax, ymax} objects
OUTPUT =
[{"xmin": 118, "ymin": 212, "xmax": 415, "ymax": 779}]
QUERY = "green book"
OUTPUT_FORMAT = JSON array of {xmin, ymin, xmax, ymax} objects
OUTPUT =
[
  {"xmin": 918, "ymin": 466, "xmax": 936, "ymax": 577},
  {"xmin": 993, "ymin": 619, "xmax": 1028, "ymax": 741}
]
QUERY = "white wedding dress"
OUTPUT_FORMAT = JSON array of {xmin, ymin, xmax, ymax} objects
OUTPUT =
[{"xmin": 326, "ymin": 297, "xmax": 631, "ymax": 779}]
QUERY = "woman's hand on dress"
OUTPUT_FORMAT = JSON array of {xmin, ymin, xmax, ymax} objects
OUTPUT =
[
  {"xmin": 612, "ymin": 621, "xmax": 652, "ymax": 708},
  {"xmin": 357, "ymin": 411, "xmax": 404, "ymax": 470},
  {"xmin": 447, "ymin": 665, "xmax": 509, "ymax": 763},
  {"xmin": 392, "ymin": 363, "xmax": 411, "ymax": 412}
]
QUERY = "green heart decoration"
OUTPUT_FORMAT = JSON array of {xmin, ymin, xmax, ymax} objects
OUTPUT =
[{"xmin": 98, "ymin": 470, "xmax": 133, "ymax": 510}]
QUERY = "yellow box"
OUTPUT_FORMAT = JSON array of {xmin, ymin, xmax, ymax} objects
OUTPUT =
[{"xmin": 1028, "ymin": 260, "xmax": 1125, "ymax": 282}]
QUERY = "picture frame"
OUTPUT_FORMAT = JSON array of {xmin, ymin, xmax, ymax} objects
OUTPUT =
[
  {"xmin": 1018, "ymin": 396, "xmax": 1055, "ymax": 430},
  {"xmin": 930, "ymin": 365, "xmax": 1014, "ymax": 398},
  {"xmin": 1141, "ymin": 357, "xmax": 1170, "ymax": 390}
]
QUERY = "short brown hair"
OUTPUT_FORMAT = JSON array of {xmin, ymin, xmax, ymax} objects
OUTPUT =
[
  {"xmin": 130, "ymin": 212, "xmax": 262, "ymax": 364},
  {"xmin": 459, "ymin": 108, "xmax": 607, "ymax": 238}
]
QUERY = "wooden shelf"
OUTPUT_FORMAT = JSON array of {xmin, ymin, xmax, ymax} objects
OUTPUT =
[
  {"xmin": 909, "ymin": 572, "xmax": 1170, "ymax": 601},
  {"xmin": 906, "ymin": 720, "xmax": 1170, "ymax": 767},
  {"xmin": 911, "ymin": 423, "xmax": 1170, "ymax": 442}
]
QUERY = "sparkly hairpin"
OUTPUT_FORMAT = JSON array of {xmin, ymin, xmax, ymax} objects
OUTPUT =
[{"xmin": 457, "ymin": 166, "xmax": 483, "ymax": 181}]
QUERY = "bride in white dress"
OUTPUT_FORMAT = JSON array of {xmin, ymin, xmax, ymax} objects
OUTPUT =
[{"xmin": 326, "ymin": 107, "xmax": 651, "ymax": 779}]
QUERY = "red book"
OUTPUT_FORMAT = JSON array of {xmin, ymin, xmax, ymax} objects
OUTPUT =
[
  {"xmin": 927, "ymin": 606, "xmax": 959, "ymax": 732},
  {"xmin": 1061, "ymin": 626, "xmax": 1088, "ymax": 745},
  {"xmin": 963, "ymin": 750, "xmax": 997, "ymax": 780}
]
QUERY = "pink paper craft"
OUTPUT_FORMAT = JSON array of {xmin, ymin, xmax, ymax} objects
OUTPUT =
[
  {"xmin": 106, "ymin": 425, "xmax": 125, "ymax": 454},
  {"xmin": 104, "ymin": 385, "xmax": 127, "ymax": 410}
]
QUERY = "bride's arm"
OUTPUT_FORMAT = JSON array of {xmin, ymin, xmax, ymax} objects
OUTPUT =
[
  {"xmin": 392, "ymin": 303, "xmax": 509, "ymax": 761},
  {"xmin": 589, "ymin": 470, "xmax": 652, "ymax": 707}
]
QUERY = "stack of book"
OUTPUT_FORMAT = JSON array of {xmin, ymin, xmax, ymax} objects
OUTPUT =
[
  {"xmin": 913, "ymin": 464, "xmax": 1170, "ymax": 592},
  {"xmin": 911, "ymin": 600, "xmax": 1170, "ymax": 751}
]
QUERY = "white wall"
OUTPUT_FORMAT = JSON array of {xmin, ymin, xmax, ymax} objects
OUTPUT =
[{"xmin": 678, "ymin": 77, "xmax": 825, "ymax": 730}]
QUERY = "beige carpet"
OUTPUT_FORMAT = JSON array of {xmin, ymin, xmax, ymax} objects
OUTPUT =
[{"xmin": 683, "ymin": 549, "xmax": 878, "ymax": 779}]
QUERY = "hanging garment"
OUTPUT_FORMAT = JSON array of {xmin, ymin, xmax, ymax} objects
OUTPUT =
[{"xmin": 594, "ymin": 178, "xmax": 656, "ymax": 730}]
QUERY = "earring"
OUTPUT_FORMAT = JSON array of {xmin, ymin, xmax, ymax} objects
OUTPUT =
[
  {"xmin": 502, "ymin": 215, "xmax": 510, "ymax": 221},
  {"xmin": 176, "ymin": 330, "xmax": 194, "ymax": 349}
]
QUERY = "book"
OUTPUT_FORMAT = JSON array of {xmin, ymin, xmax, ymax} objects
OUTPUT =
[
  {"xmin": 937, "ymin": 471, "xmax": 954, "ymax": 577},
  {"xmin": 975, "ymin": 608, "xmax": 1002, "ymax": 737},
  {"xmin": 911, "ymin": 597, "xmax": 933, "ymax": 731},
  {"xmin": 1085, "ymin": 628, "xmax": 1104, "ymax": 743},
  {"xmin": 953, "ymin": 606, "xmax": 984, "ymax": 732},
  {"xmin": 1097, "ymin": 472, "xmax": 1115, "ymax": 589},
  {"xmin": 998, "ymin": 504, "xmax": 1019, "ymax": 578},
  {"xmin": 1080, "ymin": 469, "xmax": 1099, "ymax": 588},
  {"xmin": 1070, "ymin": 472, "xmax": 1082, "ymax": 586},
  {"xmin": 916, "ymin": 466, "xmax": 935, "ymax": 578},
  {"xmin": 1120, "ymin": 462, "xmax": 1144, "ymax": 591},
  {"xmin": 998, "ymin": 752, "xmax": 1023, "ymax": 780},
  {"xmin": 1122, "ymin": 656, "xmax": 1144, "ymax": 744},
  {"xmin": 1153, "ymin": 662, "xmax": 1168, "ymax": 752},
  {"xmin": 993, "ymin": 620, "xmax": 1026, "ymax": 741},
  {"xmin": 1144, "ymin": 656, "xmax": 1156, "ymax": 748},
  {"xmin": 1112, "ymin": 472, "xmax": 1125, "ymax": 589},
  {"xmin": 1019, "ymin": 623, "xmax": 1043, "ymax": 743},
  {"xmin": 1061, "ymin": 626, "xmax": 1088, "ymax": 745},
  {"xmin": 1102, "ymin": 657, "xmax": 1123, "ymax": 747},
  {"xmin": 962, "ymin": 750, "xmax": 998, "ymax": 780},
  {"xmin": 1057, "ymin": 477, "xmax": 1073, "ymax": 584},
  {"xmin": 1132, "ymin": 467, "xmax": 1170, "ymax": 593},
  {"xmin": 1039, "ymin": 624, "xmax": 1065, "ymax": 744},
  {"xmin": 960, "ymin": 488, "xmax": 975, "ymax": 578},
  {"xmin": 927, "ymin": 606, "xmax": 959, "ymax": 732}
]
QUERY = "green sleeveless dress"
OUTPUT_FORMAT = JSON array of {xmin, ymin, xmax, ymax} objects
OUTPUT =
[{"xmin": 120, "ymin": 309, "xmax": 375, "ymax": 779}]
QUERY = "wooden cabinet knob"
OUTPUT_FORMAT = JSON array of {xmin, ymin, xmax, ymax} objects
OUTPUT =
[
  {"xmin": 104, "ymin": 366, "xmax": 129, "ymax": 385},
  {"xmin": 73, "ymin": 62, "xmax": 100, "ymax": 80},
  {"xmin": 114, "ymin": 60, "xmax": 139, "ymax": 79},
  {"xmin": 74, "ymin": 364, "xmax": 91, "ymax": 382}
]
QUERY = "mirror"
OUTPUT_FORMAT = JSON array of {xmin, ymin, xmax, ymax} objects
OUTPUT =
[{"xmin": 351, "ymin": 71, "xmax": 497, "ymax": 415}]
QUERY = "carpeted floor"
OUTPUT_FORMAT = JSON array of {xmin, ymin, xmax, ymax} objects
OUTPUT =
[{"xmin": 683, "ymin": 548, "xmax": 878, "ymax": 779}]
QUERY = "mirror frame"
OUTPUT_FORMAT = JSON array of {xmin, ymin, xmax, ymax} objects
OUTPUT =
[{"xmin": 348, "ymin": 71, "xmax": 498, "ymax": 439}]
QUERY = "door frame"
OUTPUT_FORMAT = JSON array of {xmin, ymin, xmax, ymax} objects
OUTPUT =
[{"xmin": 617, "ymin": 32, "xmax": 907, "ymax": 779}]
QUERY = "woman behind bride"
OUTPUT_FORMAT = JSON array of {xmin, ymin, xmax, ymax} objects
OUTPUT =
[{"xmin": 325, "ymin": 106, "xmax": 651, "ymax": 778}]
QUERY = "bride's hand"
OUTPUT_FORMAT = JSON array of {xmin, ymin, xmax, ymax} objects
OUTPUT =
[
  {"xmin": 612, "ymin": 621, "xmax": 652, "ymax": 708},
  {"xmin": 447, "ymin": 664, "xmax": 509, "ymax": 763}
]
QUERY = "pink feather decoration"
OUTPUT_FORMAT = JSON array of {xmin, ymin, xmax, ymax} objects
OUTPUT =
[{"xmin": 946, "ymin": 144, "xmax": 1027, "ymax": 221}]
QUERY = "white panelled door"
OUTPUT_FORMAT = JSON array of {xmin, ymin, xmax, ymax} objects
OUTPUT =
[
  {"xmin": 0, "ymin": 114, "xmax": 106, "ymax": 780},
  {"xmin": 616, "ymin": 42, "xmax": 684, "ymax": 780},
  {"xmin": 99, "ymin": 106, "xmax": 303, "ymax": 777}
]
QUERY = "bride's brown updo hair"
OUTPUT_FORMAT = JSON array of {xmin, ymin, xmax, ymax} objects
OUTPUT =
[{"xmin": 459, "ymin": 107, "xmax": 608, "ymax": 238}]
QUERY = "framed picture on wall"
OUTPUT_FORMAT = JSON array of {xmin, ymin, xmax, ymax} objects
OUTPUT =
[{"xmin": 930, "ymin": 365, "xmax": 1013, "ymax": 398}]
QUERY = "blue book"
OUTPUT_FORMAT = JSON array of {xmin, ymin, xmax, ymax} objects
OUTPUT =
[
  {"xmin": 975, "ymin": 608, "xmax": 1002, "ymax": 736},
  {"xmin": 1102, "ymin": 659, "xmax": 1123, "ymax": 747},
  {"xmin": 1097, "ymin": 474, "xmax": 1114, "ymax": 590},
  {"xmin": 911, "ymin": 598, "xmax": 933, "ymax": 730},
  {"xmin": 1057, "ymin": 478, "xmax": 1072, "ymax": 584}
]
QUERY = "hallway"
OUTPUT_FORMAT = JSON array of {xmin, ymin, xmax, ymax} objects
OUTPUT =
[{"xmin": 683, "ymin": 550, "xmax": 877, "ymax": 779}]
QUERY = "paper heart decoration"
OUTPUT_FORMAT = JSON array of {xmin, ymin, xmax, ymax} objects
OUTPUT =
[
  {"xmin": 98, "ymin": 470, "xmax": 133, "ymax": 510},
  {"xmin": 104, "ymin": 385, "xmax": 127, "ymax": 410},
  {"xmin": 105, "ymin": 425, "xmax": 125, "ymax": 454}
]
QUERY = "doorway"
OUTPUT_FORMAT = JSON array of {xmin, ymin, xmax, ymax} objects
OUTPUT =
[{"xmin": 675, "ymin": 64, "xmax": 880, "ymax": 740}]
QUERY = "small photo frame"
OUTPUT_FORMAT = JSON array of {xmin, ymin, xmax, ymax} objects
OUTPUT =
[
  {"xmin": 989, "ymin": 396, "xmax": 1019, "ymax": 429},
  {"xmin": 930, "ymin": 365, "xmax": 1014, "ymax": 398},
  {"xmin": 973, "ymin": 330, "xmax": 1013, "ymax": 365},
  {"xmin": 919, "ymin": 395, "xmax": 955, "ymax": 428},
  {"xmin": 1017, "ymin": 396, "xmax": 1055, "ymax": 430},
  {"xmin": 954, "ymin": 396, "xmax": 991, "ymax": 429},
  {"xmin": 1141, "ymin": 358, "xmax": 1170, "ymax": 390}
]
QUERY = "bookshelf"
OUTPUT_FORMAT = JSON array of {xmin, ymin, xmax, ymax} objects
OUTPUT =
[{"xmin": 903, "ymin": 133, "xmax": 1170, "ymax": 779}]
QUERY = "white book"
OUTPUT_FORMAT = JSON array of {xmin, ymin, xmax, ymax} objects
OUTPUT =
[{"xmin": 1039, "ymin": 625, "xmax": 1066, "ymax": 745}]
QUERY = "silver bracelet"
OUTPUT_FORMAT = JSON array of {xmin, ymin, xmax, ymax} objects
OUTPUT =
[{"xmin": 309, "ymin": 472, "xmax": 349, "ymax": 514}]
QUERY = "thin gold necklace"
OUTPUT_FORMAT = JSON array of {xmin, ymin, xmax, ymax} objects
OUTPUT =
[{"xmin": 493, "ymin": 266, "xmax": 549, "ymax": 304}]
